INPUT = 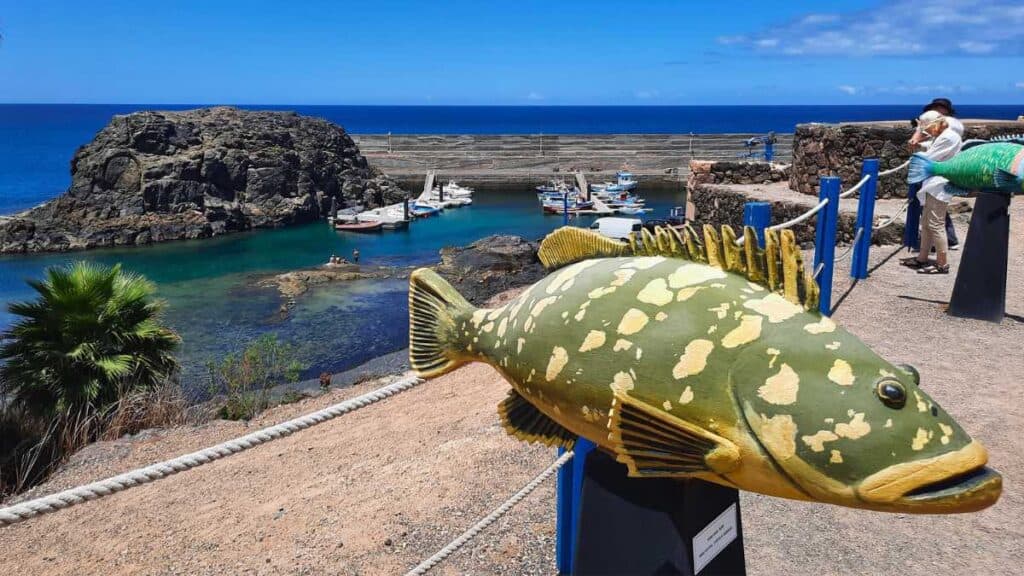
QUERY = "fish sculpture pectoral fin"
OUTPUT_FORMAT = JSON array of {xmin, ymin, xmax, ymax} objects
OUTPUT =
[
  {"xmin": 408, "ymin": 268, "xmax": 475, "ymax": 378},
  {"xmin": 497, "ymin": 390, "xmax": 576, "ymax": 449},
  {"xmin": 607, "ymin": 391, "xmax": 740, "ymax": 478},
  {"xmin": 993, "ymin": 168, "xmax": 1021, "ymax": 191}
]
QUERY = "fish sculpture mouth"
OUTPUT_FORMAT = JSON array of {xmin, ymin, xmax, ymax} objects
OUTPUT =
[{"xmin": 856, "ymin": 442, "xmax": 1002, "ymax": 513}]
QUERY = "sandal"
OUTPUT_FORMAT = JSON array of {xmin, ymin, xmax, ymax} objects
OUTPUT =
[
  {"xmin": 900, "ymin": 257, "xmax": 930, "ymax": 269},
  {"xmin": 917, "ymin": 264, "xmax": 950, "ymax": 275}
]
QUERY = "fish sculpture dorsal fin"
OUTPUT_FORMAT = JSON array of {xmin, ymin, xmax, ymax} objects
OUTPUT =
[
  {"xmin": 990, "ymin": 133, "xmax": 1024, "ymax": 145},
  {"xmin": 538, "ymin": 224, "xmax": 821, "ymax": 313}
]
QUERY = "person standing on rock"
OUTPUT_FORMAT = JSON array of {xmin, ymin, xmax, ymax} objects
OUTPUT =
[
  {"xmin": 908, "ymin": 98, "xmax": 962, "ymax": 250},
  {"xmin": 352, "ymin": 248, "xmax": 360, "ymax": 264},
  {"xmin": 901, "ymin": 111, "xmax": 961, "ymax": 274}
]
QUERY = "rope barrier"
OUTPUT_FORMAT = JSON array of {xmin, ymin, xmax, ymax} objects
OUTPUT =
[
  {"xmin": 873, "ymin": 202, "xmax": 910, "ymax": 230},
  {"xmin": 404, "ymin": 450, "xmax": 575, "ymax": 575},
  {"xmin": 839, "ymin": 174, "xmax": 871, "ymax": 199},
  {"xmin": 0, "ymin": 374, "xmax": 426, "ymax": 527},
  {"xmin": 813, "ymin": 262, "xmax": 825, "ymax": 280},
  {"xmin": 878, "ymin": 160, "xmax": 910, "ymax": 177},
  {"xmin": 833, "ymin": 227, "xmax": 863, "ymax": 262},
  {"xmin": 735, "ymin": 198, "xmax": 829, "ymax": 246}
]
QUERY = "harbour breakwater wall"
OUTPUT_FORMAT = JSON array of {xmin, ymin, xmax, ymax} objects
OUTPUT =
[
  {"xmin": 351, "ymin": 133, "xmax": 794, "ymax": 185},
  {"xmin": 790, "ymin": 119, "xmax": 1024, "ymax": 198}
]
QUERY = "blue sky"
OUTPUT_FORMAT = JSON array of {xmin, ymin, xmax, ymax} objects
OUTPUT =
[{"xmin": 1, "ymin": 0, "xmax": 1022, "ymax": 105}]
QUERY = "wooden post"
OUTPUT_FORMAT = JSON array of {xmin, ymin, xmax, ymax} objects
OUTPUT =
[
  {"xmin": 742, "ymin": 202, "xmax": 771, "ymax": 248},
  {"xmin": 813, "ymin": 176, "xmax": 841, "ymax": 315},
  {"xmin": 851, "ymin": 159, "xmax": 879, "ymax": 279}
]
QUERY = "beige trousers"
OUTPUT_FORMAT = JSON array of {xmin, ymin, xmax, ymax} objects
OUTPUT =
[{"xmin": 919, "ymin": 193, "xmax": 949, "ymax": 258}]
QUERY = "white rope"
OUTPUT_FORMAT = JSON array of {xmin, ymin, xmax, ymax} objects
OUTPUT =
[
  {"xmin": 879, "ymin": 160, "xmax": 910, "ymax": 178},
  {"xmin": 833, "ymin": 227, "xmax": 864, "ymax": 262},
  {"xmin": 874, "ymin": 202, "xmax": 910, "ymax": 230},
  {"xmin": 735, "ymin": 198, "xmax": 829, "ymax": 246},
  {"xmin": 839, "ymin": 174, "xmax": 871, "ymax": 199},
  {"xmin": 813, "ymin": 262, "xmax": 825, "ymax": 280},
  {"xmin": 404, "ymin": 450, "xmax": 574, "ymax": 576},
  {"xmin": 0, "ymin": 374, "xmax": 426, "ymax": 527}
]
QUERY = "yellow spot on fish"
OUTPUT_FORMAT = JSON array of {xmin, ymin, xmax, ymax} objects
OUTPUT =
[
  {"xmin": 637, "ymin": 278, "xmax": 673, "ymax": 306},
  {"xmin": 759, "ymin": 414, "xmax": 798, "ymax": 461},
  {"xmin": 825, "ymin": 341, "xmax": 841, "ymax": 350},
  {"xmin": 613, "ymin": 339, "xmax": 633, "ymax": 352},
  {"xmin": 579, "ymin": 330, "xmax": 606, "ymax": 353},
  {"xmin": 835, "ymin": 412, "xmax": 871, "ymax": 440},
  {"xmin": 497, "ymin": 317, "xmax": 508, "ymax": 338},
  {"xmin": 610, "ymin": 371, "xmax": 635, "ymax": 393},
  {"xmin": 574, "ymin": 309, "xmax": 587, "ymax": 322},
  {"xmin": 707, "ymin": 325, "xmax": 717, "ymax": 334},
  {"xmin": 663, "ymin": 400, "xmax": 672, "ymax": 411},
  {"xmin": 547, "ymin": 260, "xmax": 599, "ymax": 294},
  {"xmin": 617, "ymin": 309, "xmax": 649, "ymax": 335},
  {"xmin": 635, "ymin": 346, "xmax": 643, "ymax": 360},
  {"xmin": 482, "ymin": 322, "xmax": 495, "ymax": 333},
  {"xmin": 914, "ymin": 391, "xmax": 927, "ymax": 413},
  {"xmin": 588, "ymin": 286, "xmax": 617, "ymax": 299},
  {"xmin": 911, "ymin": 428, "xmax": 930, "ymax": 451},
  {"xmin": 884, "ymin": 418, "xmax": 892, "ymax": 428},
  {"xmin": 828, "ymin": 359, "xmax": 855, "ymax": 387},
  {"xmin": 610, "ymin": 269, "xmax": 636, "ymax": 287},
  {"xmin": 679, "ymin": 386, "xmax": 694, "ymax": 404},
  {"xmin": 531, "ymin": 296, "xmax": 558, "ymax": 318},
  {"xmin": 758, "ymin": 363, "xmax": 800, "ymax": 405},
  {"xmin": 747, "ymin": 281, "xmax": 765, "ymax": 292},
  {"xmin": 802, "ymin": 430, "xmax": 839, "ymax": 452},
  {"xmin": 733, "ymin": 310, "xmax": 743, "ymax": 320},
  {"xmin": 824, "ymin": 418, "xmax": 834, "ymax": 424},
  {"xmin": 939, "ymin": 423, "xmax": 953, "ymax": 445},
  {"xmin": 622, "ymin": 257, "xmax": 665, "ymax": 270},
  {"xmin": 655, "ymin": 311, "xmax": 668, "ymax": 321},
  {"xmin": 743, "ymin": 293, "xmax": 802, "ymax": 323},
  {"xmin": 803, "ymin": 317, "xmax": 836, "ymax": 334},
  {"xmin": 721, "ymin": 315, "xmax": 763, "ymax": 348},
  {"xmin": 668, "ymin": 264, "xmax": 727, "ymax": 289},
  {"xmin": 879, "ymin": 369, "xmax": 895, "ymax": 378},
  {"xmin": 524, "ymin": 317, "xmax": 534, "ymax": 333},
  {"xmin": 829, "ymin": 450, "xmax": 843, "ymax": 464},
  {"xmin": 672, "ymin": 339, "xmax": 715, "ymax": 380},
  {"xmin": 546, "ymin": 347, "xmax": 568, "ymax": 381},
  {"xmin": 676, "ymin": 287, "xmax": 704, "ymax": 301},
  {"xmin": 517, "ymin": 338, "xmax": 526, "ymax": 354},
  {"xmin": 708, "ymin": 303, "xmax": 731, "ymax": 320},
  {"xmin": 471, "ymin": 309, "xmax": 487, "ymax": 328}
]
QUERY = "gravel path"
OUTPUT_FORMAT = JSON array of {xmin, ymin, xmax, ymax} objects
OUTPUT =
[{"xmin": 1, "ymin": 201, "xmax": 1022, "ymax": 575}]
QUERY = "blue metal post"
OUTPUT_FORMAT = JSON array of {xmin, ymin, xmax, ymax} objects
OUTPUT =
[
  {"xmin": 742, "ymin": 201, "xmax": 772, "ymax": 248},
  {"xmin": 851, "ymin": 159, "xmax": 879, "ymax": 279},
  {"xmin": 563, "ymin": 192, "xmax": 570, "ymax": 227},
  {"xmin": 555, "ymin": 437, "xmax": 596, "ymax": 574},
  {"xmin": 764, "ymin": 140, "xmax": 774, "ymax": 162},
  {"xmin": 813, "ymin": 176, "xmax": 841, "ymax": 315},
  {"xmin": 904, "ymin": 183, "xmax": 922, "ymax": 250}
]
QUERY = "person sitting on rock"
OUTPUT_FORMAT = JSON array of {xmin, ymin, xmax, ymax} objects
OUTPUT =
[{"xmin": 901, "ymin": 110, "xmax": 962, "ymax": 274}]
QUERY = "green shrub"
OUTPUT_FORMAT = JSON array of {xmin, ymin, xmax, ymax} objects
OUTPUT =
[{"xmin": 207, "ymin": 334, "xmax": 303, "ymax": 421}]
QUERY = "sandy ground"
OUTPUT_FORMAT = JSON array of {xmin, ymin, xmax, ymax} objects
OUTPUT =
[{"xmin": 2, "ymin": 201, "xmax": 1023, "ymax": 575}]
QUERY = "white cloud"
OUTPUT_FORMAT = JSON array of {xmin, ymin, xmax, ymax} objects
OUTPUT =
[
  {"xmin": 1015, "ymin": 81, "xmax": 1024, "ymax": 89},
  {"xmin": 526, "ymin": 91, "xmax": 544, "ymax": 101},
  {"xmin": 837, "ymin": 85, "xmax": 859, "ymax": 95},
  {"xmin": 720, "ymin": 1, "xmax": 1024, "ymax": 57},
  {"xmin": 634, "ymin": 90, "xmax": 660, "ymax": 100},
  {"xmin": 840, "ymin": 84, "xmax": 974, "ymax": 96}
]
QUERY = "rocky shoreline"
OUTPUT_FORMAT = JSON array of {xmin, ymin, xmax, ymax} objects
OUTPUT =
[{"xmin": 0, "ymin": 107, "xmax": 408, "ymax": 254}]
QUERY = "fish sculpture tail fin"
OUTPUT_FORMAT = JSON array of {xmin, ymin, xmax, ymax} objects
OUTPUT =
[
  {"xmin": 408, "ymin": 268, "xmax": 475, "ymax": 378},
  {"xmin": 993, "ymin": 168, "xmax": 1021, "ymax": 191},
  {"xmin": 907, "ymin": 153, "xmax": 934, "ymax": 184}
]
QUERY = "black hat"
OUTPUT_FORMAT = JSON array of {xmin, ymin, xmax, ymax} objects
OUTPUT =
[{"xmin": 923, "ymin": 98, "xmax": 956, "ymax": 116}]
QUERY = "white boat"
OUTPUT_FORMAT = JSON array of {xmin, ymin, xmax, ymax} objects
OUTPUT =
[
  {"xmin": 437, "ymin": 180, "xmax": 474, "ymax": 198},
  {"xmin": 356, "ymin": 204, "xmax": 410, "ymax": 229}
]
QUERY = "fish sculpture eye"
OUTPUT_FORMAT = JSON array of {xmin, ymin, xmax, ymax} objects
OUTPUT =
[{"xmin": 876, "ymin": 380, "xmax": 907, "ymax": 409}]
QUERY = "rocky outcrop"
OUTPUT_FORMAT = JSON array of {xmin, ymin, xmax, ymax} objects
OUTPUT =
[
  {"xmin": 433, "ymin": 235, "xmax": 546, "ymax": 304},
  {"xmin": 790, "ymin": 120, "xmax": 1024, "ymax": 199},
  {"xmin": 0, "ymin": 107, "xmax": 408, "ymax": 253}
]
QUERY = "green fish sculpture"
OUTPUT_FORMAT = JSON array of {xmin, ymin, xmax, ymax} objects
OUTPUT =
[
  {"xmin": 408, "ymin": 224, "xmax": 1002, "ymax": 513},
  {"xmin": 908, "ymin": 136, "xmax": 1024, "ymax": 194}
]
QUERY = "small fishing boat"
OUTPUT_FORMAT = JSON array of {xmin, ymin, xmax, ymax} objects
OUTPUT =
[
  {"xmin": 441, "ymin": 180, "xmax": 475, "ymax": 198},
  {"xmin": 334, "ymin": 219, "xmax": 383, "ymax": 232},
  {"xmin": 411, "ymin": 201, "xmax": 442, "ymax": 218},
  {"xmin": 616, "ymin": 205, "xmax": 650, "ymax": 215}
]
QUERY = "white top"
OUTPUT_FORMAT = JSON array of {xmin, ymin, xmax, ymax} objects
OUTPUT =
[
  {"xmin": 917, "ymin": 126, "xmax": 963, "ymax": 204},
  {"xmin": 946, "ymin": 116, "xmax": 964, "ymax": 136}
]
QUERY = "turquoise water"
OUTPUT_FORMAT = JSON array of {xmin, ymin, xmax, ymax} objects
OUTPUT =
[{"xmin": 0, "ymin": 187, "xmax": 684, "ymax": 394}]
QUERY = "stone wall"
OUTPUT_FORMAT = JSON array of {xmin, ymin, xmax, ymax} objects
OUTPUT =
[
  {"xmin": 689, "ymin": 183, "xmax": 903, "ymax": 248},
  {"xmin": 687, "ymin": 160, "xmax": 790, "ymax": 190},
  {"xmin": 790, "ymin": 120, "xmax": 1024, "ymax": 198}
]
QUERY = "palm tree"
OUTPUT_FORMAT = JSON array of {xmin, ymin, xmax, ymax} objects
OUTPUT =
[{"xmin": 0, "ymin": 262, "xmax": 180, "ymax": 420}]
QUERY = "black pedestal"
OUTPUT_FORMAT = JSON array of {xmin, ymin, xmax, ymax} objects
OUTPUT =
[
  {"xmin": 573, "ymin": 449, "xmax": 746, "ymax": 576},
  {"xmin": 948, "ymin": 192, "xmax": 1011, "ymax": 323}
]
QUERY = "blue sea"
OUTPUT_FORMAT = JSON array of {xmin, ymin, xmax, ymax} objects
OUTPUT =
[{"xmin": 1, "ymin": 104, "xmax": 1020, "ymax": 392}]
